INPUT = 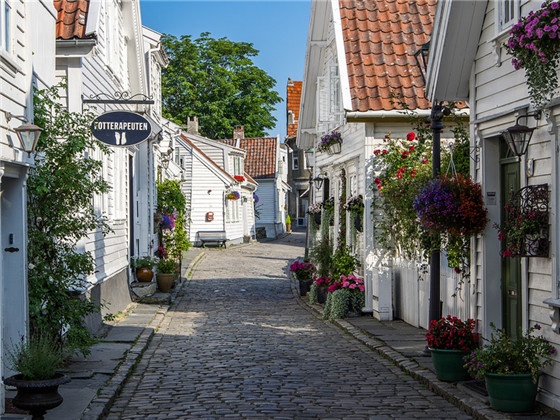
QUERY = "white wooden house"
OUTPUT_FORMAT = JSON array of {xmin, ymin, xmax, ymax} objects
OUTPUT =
[
  {"xmin": 297, "ymin": 0, "xmax": 473, "ymax": 326},
  {"xmin": 0, "ymin": 0, "xmax": 57, "ymax": 407},
  {"xmin": 427, "ymin": 0, "xmax": 560, "ymax": 409},
  {"xmin": 171, "ymin": 126, "xmax": 257, "ymax": 246},
  {"xmin": 54, "ymin": 0, "xmax": 166, "ymax": 331},
  {"xmin": 220, "ymin": 127, "xmax": 290, "ymax": 239}
]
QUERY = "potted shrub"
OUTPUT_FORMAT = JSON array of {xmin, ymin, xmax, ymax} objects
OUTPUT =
[
  {"xmin": 464, "ymin": 323, "xmax": 556, "ymax": 412},
  {"xmin": 289, "ymin": 260, "xmax": 316, "ymax": 296},
  {"xmin": 156, "ymin": 258, "xmax": 177, "ymax": 293},
  {"xmin": 425, "ymin": 315, "xmax": 478, "ymax": 382},
  {"xmin": 322, "ymin": 274, "xmax": 365, "ymax": 320},
  {"xmin": 285, "ymin": 215, "xmax": 292, "ymax": 232},
  {"xmin": 5, "ymin": 331, "xmax": 71, "ymax": 419},
  {"xmin": 131, "ymin": 256, "xmax": 157, "ymax": 282}
]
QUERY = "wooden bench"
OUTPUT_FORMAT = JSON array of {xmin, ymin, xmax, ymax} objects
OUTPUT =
[{"xmin": 197, "ymin": 231, "xmax": 227, "ymax": 248}]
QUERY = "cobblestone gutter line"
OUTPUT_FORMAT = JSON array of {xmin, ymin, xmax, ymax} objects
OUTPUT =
[{"xmin": 289, "ymin": 275, "xmax": 509, "ymax": 420}]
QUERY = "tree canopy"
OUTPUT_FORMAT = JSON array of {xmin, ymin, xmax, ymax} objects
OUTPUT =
[{"xmin": 161, "ymin": 33, "xmax": 282, "ymax": 139}]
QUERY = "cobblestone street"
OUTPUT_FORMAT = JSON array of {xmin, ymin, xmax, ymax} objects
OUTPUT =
[{"xmin": 105, "ymin": 232, "xmax": 471, "ymax": 419}]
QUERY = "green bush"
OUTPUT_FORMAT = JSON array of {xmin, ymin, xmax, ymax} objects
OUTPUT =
[
  {"xmin": 7, "ymin": 331, "xmax": 65, "ymax": 380},
  {"xmin": 331, "ymin": 246, "xmax": 359, "ymax": 279}
]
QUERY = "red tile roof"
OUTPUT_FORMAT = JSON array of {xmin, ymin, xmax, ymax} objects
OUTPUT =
[
  {"xmin": 339, "ymin": 0, "xmax": 436, "ymax": 112},
  {"xmin": 220, "ymin": 138, "xmax": 278, "ymax": 180},
  {"xmin": 54, "ymin": 0, "xmax": 92, "ymax": 40},
  {"xmin": 286, "ymin": 80, "xmax": 302, "ymax": 138}
]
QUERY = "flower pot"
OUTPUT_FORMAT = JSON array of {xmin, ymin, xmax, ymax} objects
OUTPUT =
[
  {"xmin": 429, "ymin": 348, "xmax": 471, "ymax": 382},
  {"xmin": 299, "ymin": 278, "xmax": 312, "ymax": 296},
  {"xmin": 317, "ymin": 286, "xmax": 328, "ymax": 304},
  {"xmin": 313, "ymin": 212, "xmax": 321, "ymax": 225},
  {"xmin": 5, "ymin": 373, "xmax": 70, "ymax": 420},
  {"xmin": 156, "ymin": 273, "xmax": 174, "ymax": 293},
  {"xmin": 286, "ymin": 223, "xmax": 292, "ymax": 232},
  {"xmin": 328, "ymin": 142, "xmax": 342, "ymax": 154},
  {"xmin": 136, "ymin": 267, "xmax": 154, "ymax": 282},
  {"xmin": 484, "ymin": 373, "xmax": 538, "ymax": 412}
]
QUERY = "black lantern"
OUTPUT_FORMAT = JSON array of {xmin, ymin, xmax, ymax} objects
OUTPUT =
[
  {"xmin": 502, "ymin": 111, "xmax": 541, "ymax": 157},
  {"xmin": 313, "ymin": 175, "xmax": 325, "ymax": 190},
  {"xmin": 5, "ymin": 112, "xmax": 42, "ymax": 156},
  {"xmin": 414, "ymin": 41, "xmax": 430, "ymax": 85}
]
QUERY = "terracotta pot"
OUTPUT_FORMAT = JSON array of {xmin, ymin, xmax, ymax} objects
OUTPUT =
[
  {"xmin": 136, "ymin": 267, "xmax": 154, "ymax": 282},
  {"xmin": 5, "ymin": 373, "xmax": 70, "ymax": 420},
  {"xmin": 156, "ymin": 273, "xmax": 174, "ymax": 293}
]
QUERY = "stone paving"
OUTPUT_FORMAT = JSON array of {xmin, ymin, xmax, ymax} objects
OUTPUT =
[{"xmin": 105, "ymin": 233, "xmax": 473, "ymax": 419}]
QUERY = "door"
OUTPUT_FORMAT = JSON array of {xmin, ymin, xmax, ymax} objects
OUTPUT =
[{"xmin": 500, "ymin": 157, "xmax": 521, "ymax": 338}]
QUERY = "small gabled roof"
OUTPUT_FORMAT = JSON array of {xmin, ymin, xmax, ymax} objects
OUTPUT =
[
  {"xmin": 54, "ymin": 0, "xmax": 93, "ymax": 40},
  {"xmin": 220, "ymin": 137, "xmax": 278, "ymax": 180},
  {"xmin": 340, "ymin": 0, "xmax": 436, "ymax": 112}
]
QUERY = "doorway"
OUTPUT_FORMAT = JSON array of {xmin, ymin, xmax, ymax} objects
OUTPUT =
[{"xmin": 500, "ymin": 149, "xmax": 521, "ymax": 338}]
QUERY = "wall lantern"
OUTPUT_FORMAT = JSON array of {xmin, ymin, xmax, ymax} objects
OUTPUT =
[
  {"xmin": 4, "ymin": 112, "xmax": 42, "ymax": 156},
  {"xmin": 502, "ymin": 111, "xmax": 541, "ymax": 157},
  {"xmin": 161, "ymin": 157, "xmax": 170, "ymax": 169},
  {"xmin": 414, "ymin": 41, "xmax": 430, "ymax": 85},
  {"xmin": 313, "ymin": 175, "xmax": 325, "ymax": 190}
]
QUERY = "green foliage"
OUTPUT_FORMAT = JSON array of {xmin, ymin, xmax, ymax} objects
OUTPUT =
[
  {"xmin": 285, "ymin": 215, "xmax": 291, "ymax": 224},
  {"xmin": 331, "ymin": 246, "xmax": 359, "ymax": 279},
  {"xmin": 308, "ymin": 282, "xmax": 318, "ymax": 305},
  {"xmin": 161, "ymin": 33, "xmax": 282, "ymax": 139},
  {"xmin": 465, "ymin": 323, "xmax": 556, "ymax": 381},
  {"xmin": 163, "ymin": 213, "xmax": 192, "ymax": 260},
  {"xmin": 7, "ymin": 330, "xmax": 65, "ymax": 380},
  {"xmin": 28, "ymin": 83, "xmax": 112, "ymax": 355},
  {"xmin": 131, "ymin": 256, "xmax": 158, "ymax": 270},
  {"xmin": 310, "ymin": 235, "xmax": 333, "ymax": 278},
  {"xmin": 323, "ymin": 289, "xmax": 351, "ymax": 320},
  {"xmin": 157, "ymin": 258, "xmax": 177, "ymax": 274},
  {"xmin": 157, "ymin": 179, "xmax": 186, "ymax": 215}
]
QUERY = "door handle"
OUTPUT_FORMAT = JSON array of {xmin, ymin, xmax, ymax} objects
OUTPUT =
[{"xmin": 4, "ymin": 247, "xmax": 19, "ymax": 253}]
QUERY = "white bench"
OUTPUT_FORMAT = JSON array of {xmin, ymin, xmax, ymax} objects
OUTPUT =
[{"xmin": 197, "ymin": 231, "xmax": 227, "ymax": 248}]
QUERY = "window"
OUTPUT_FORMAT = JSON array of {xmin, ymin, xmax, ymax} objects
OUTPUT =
[
  {"xmin": 233, "ymin": 156, "xmax": 243, "ymax": 176},
  {"xmin": 0, "ymin": 0, "xmax": 11, "ymax": 53},
  {"xmin": 292, "ymin": 154, "xmax": 299, "ymax": 170},
  {"xmin": 498, "ymin": 0, "xmax": 519, "ymax": 33}
]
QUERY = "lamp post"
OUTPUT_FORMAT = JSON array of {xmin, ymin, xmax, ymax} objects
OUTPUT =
[{"xmin": 304, "ymin": 148, "xmax": 315, "ymax": 261}]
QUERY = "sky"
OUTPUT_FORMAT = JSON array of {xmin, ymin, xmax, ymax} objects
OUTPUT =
[{"xmin": 139, "ymin": 0, "xmax": 312, "ymax": 140}]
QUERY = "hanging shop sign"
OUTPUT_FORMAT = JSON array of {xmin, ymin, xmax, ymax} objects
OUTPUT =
[{"xmin": 91, "ymin": 111, "xmax": 151, "ymax": 146}]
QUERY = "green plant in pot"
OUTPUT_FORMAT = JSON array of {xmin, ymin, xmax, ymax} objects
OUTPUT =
[
  {"xmin": 5, "ymin": 331, "xmax": 71, "ymax": 419},
  {"xmin": 131, "ymin": 256, "xmax": 157, "ymax": 282},
  {"xmin": 156, "ymin": 258, "xmax": 177, "ymax": 293},
  {"xmin": 425, "ymin": 315, "xmax": 478, "ymax": 382},
  {"xmin": 464, "ymin": 323, "xmax": 556, "ymax": 412}
]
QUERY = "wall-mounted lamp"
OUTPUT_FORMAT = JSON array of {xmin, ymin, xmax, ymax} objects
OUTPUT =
[
  {"xmin": 4, "ymin": 112, "xmax": 43, "ymax": 156},
  {"xmin": 161, "ymin": 157, "xmax": 170, "ymax": 169},
  {"xmin": 414, "ymin": 41, "xmax": 430, "ymax": 85},
  {"xmin": 313, "ymin": 175, "xmax": 326, "ymax": 190},
  {"xmin": 502, "ymin": 111, "xmax": 541, "ymax": 157}
]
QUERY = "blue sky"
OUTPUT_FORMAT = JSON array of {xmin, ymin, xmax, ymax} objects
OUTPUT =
[{"xmin": 139, "ymin": 0, "xmax": 311, "ymax": 140}]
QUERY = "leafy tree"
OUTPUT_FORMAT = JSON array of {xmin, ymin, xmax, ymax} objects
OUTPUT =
[
  {"xmin": 161, "ymin": 32, "xmax": 282, "ymax": 139},
  {"xmin": 28, "ymin": 83, "xmax": 112, "ymax": 355}
]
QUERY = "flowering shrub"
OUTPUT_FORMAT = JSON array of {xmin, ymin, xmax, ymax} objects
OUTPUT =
[
  {"xmin": 307, "ymin": 202, "xmax": 323, "ymax": 214},
  {"xmin": 314, "ymin": 275, "xmax": 333, "ymax": 288},
  {"xmin": 426, "ymin": 315, "xmax": 478, "ymax": 351},
  {"xmin": 413, "ymin": 174, "xmax": 488, "ymax": 236},
  {"xmin": 317, "ymin": 130, "xmax": 342, "ymax": 153},
  {"xmin": 159, "ymin": 212, "xmax": 177, "ymax": 230},
  {"xmin": 371, "ymin": 131, "xmax": 432, "ymax": 259},
  {"xmin": 226, "ymin": 191, "xmax": 240, "ymax": 200},
  {"xmin": 506, "ymin": 0, "xmax": 560, "ymax": 108},
  {"xmin": 234, "ymin": 175, "xmax": 245, "ymax": 182},
  {"xmin": 289, "ymin": 260, "xmax": 316, "ymax": 280},
  {"xmin": 495, "ymin": 204, "xmax": 548, "ymax": 257},
  {"xmin": 343, "ymin": 195, "xmax": 364, "ymax": 213},
  {"xmin": 465, "ymin": 323, "xmax": 556, "ymax": 381},
  {"xmin": 322, "ymin": 196, "xmax": 335, "ymax": 212}
]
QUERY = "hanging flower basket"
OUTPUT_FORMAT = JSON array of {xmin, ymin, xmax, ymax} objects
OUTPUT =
[
  {"xmin": 234, "ymin": 175, "xmax": 245, "ymax": 182},
  {"xmin": 226, "ymin": 191, "xmax": 240, "ymax": 200},
  {"xmin": 506, "ymin": 0, "xmax": 560, "ymax": 108},
  {"xmin": 344, "ymin": 195, "xmax": 364, "ymax": 213},
  {"xmin": 413, "ymin": 174, "xmax": 488, "ymax": 236},
  {"xmin": 317, "ymin": 131, "xmax": 343, "ymax": 154}
]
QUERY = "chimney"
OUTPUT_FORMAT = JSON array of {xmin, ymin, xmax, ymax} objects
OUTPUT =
[
  {"xmin": 187, "ymin": 116, "xmax": 199, "ymax": 135},
  {"xmin": 233, "ymin": 125, "xmax": 245, "ymax": 140}
]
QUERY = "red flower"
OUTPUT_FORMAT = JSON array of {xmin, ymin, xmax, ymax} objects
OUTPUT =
[
  {"xmin": 401, "ymin": 151, "xmax": 410, "ymax": 159},
  {"xmin": 382, "ymin": 149, "xmax": 388, "ymax": 155},
  {"xmin": 422, "ymin": 158, "xmax": 429, "ymax": 164},
  {"xmin": 409, "ymin": 145, "xmax": 415, "ymax": 152},
  {"xmin": 374, "ymin": 177, "xmax": 381, "ymax": 185},
  {"xmin": 374, "ymin": 149, "xmax": 381, "ymax": 156},
  {"xmin": 406, "ymin": 132, "xmax": 416, "ymax": 141}
]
